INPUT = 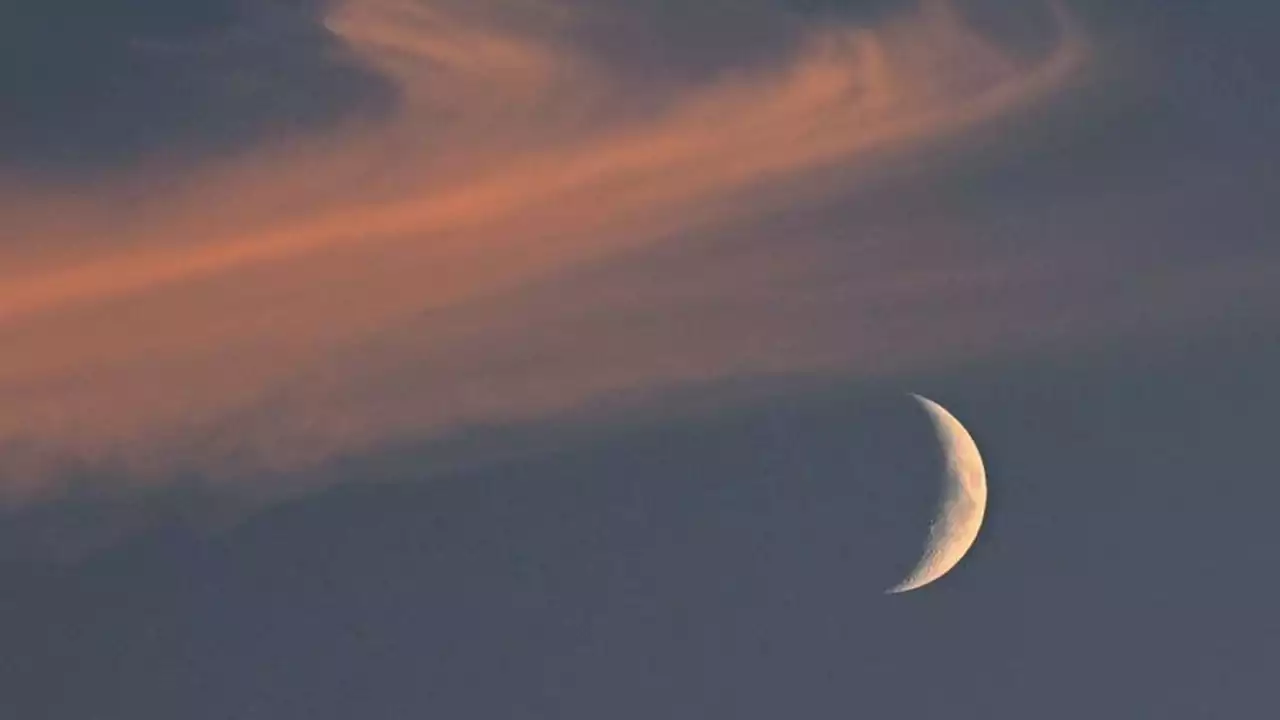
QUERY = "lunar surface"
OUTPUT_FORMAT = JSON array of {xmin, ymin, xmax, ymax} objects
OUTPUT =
[{"xmin": 886, "ymin": 395, "xmax": 988, "ymax": 594}]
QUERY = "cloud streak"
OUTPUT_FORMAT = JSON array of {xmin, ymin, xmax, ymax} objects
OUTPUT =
[{"xmin": 0, "ymin": 0, "xmax": 1091, "ymax": 498}]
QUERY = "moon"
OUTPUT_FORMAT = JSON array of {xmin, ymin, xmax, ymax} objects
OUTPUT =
[{"xmin": 886, "ymin": 395, "xmax": 988, "ymax": 594}]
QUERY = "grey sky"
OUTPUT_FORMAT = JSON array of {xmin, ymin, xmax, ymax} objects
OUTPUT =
[{"xmin": 1, "ymin": 1, "xmax": 1278, "ymax": 716}]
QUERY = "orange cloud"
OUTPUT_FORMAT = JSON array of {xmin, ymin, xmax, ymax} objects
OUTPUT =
[{"xmin": 0, "ymin": 0, "xmax": 1088, "ymax": 500}]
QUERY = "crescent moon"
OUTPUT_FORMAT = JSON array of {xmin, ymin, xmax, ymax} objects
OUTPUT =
[{"xmin": 886, "ymin": 395, "xmax": 988, "ymax": 594}]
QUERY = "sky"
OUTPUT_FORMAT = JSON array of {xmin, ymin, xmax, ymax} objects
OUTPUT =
[{"xmin": 1, "ymin": 0, "xmax": 1279, "ymax": 717}]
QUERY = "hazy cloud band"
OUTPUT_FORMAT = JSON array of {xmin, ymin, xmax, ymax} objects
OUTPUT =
[{"xmin": 1, "ymin": 0, "xmax": 1091, "ymax": 498}]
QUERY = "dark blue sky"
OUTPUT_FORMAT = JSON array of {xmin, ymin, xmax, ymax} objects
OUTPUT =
[
  {"xmin": 4, "ymin": 319, "xmax": 1278, "ymax": 717},
  {"xmin": 2, "ymin": 1, "xmax": 1279, "ymax": 717}
]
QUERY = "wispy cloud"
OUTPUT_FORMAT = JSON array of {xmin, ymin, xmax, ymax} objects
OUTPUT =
[{"xmin": 0, "ymin": 0, "xmax": 1089, "ymax": 498}]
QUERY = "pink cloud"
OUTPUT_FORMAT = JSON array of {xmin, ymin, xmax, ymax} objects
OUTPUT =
[{"xmin": 0, "ymin": 1, "xmax": 1089, "ymax": 500}]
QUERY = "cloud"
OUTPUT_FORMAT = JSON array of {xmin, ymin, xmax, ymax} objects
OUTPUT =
[{"xmin": 0, "ymin": 0, "xmax": 1093, "ymax": 499}]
